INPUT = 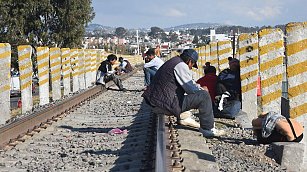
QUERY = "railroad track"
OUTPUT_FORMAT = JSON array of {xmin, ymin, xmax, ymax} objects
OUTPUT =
[{"xmin": 0, "ymin": 69, "xmax": 287, "ymax": 172}]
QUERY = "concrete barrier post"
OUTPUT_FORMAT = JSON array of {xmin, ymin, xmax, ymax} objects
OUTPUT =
[
  {"xmin": 0, "ymin": 43, "xmax": 11, "ymax": 124},
  {"xmin": 258, "ymin": 28, "xmax": 284, "ymax": 114},
  {"xmin": 205, "ymin": 44, "xmax": 210, "ymax": 64},
  {"xmin": 36, "ymin": 47, "xmax": 50, "ymax": 105},
  {"xmin": 285, "ymin": 22, "xmax": 307, "ymax": 167},
  {"xmin": 209, "ymin": 42, "xmax": 218, "ymax": 72},
  {"xmin": 17, "ymin": 45, "xmax": 33, "ymax": 113},
  {"xmin": 78, "ymin": 49, "xmax": 86, "ymax": 90},
  {"xmin": 50, "ymin": 48, "xmax": 62, "ymax": 101},
  {"xmin": 238, "ymin": 33, "xmax": 259, "ymax": 117},
  {"xmin": 91, "ymin": 50, "xmax": 97, "ymax": 84},
  {"xmin": 85, "ymin": 49, "xmax": 92, "ymax": 88},
  {"xmin": 61, "ymin": 48, "xmax": 71, "ymax": 96},
  {"xmin": 217, "ymin": 40, "xmax": 232, "ymax": 72},
  {"xmin": 70, "ymin": 49, "xmax": 79, "ymax": 93}
]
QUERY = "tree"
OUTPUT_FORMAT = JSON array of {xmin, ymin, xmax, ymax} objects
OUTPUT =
[
  {"xmin": 0, "ymin": 0, "xmax": 95, "ymax": 48},
  {"xmin": 192, "ymin": 36, "xmax": 199, "ymax": 44},
  {"xmin": 148, "ymin": 26, "xmax": 165, "ymax": 39},
  {"xmin": 115, "ymin": 27, "xmax": 127, "ymax": 38}
]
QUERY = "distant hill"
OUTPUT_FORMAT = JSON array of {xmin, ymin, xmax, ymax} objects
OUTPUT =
[
  {"xmin": 86, "ymin": 24, "xmax": 114, "ymax": 32},
  {"xmin": 164, "ymin": 23, "xmax": 225, "ymax": 31}
]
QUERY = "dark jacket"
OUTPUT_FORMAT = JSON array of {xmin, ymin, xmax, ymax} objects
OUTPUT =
[
  {"xmin": 217, "ymin": 68, "xmax": 241, "ymax": 98},
  {"xmin": 142, "ymin": 56, "xmax": 185, "ymax": 116},
  {"xmin": 123, "ymin": 60, "xmax": 133, "ymax": 72},
  {"xmin": 98, "ymin": 60, "xmax": 112, "ymax": 74}
]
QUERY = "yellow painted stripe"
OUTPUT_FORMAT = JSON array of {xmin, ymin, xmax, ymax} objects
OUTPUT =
[
  {"xmin": 218, "ymin": 41, "xmax": 231, "ymax": 46},
  {"xmin": 0, "ymin": 85, "xmax": 10, "ymax": 92},
  {"xmin": 241, "ymin": 69, "xmax": 258, "ymax": 81},
  {"xmin": 259, "ymin": 28, "xmax": 282, "ymax": 37},
  {"xmin": 19, "ymin": 61, "xmax": 32, "ymax": 71},
  {"xmin": 262, "ymin": 90, "xmax": 282, "ymax": 105},
  {"xmin": 211, "ymin": 59, "xmax": 218, "ymax": 64},
  {"xmin": 38, "ymin": 70, "xmax": 49, "ymax": 78},
  {"xmin": 286, "ymin": 39, "xmax": 307, "ymax": 57},
  {"xmin": 288, "ymin": 82, "xmax": 307, "ymax": 98},
  {"xmin": 218, "ymin": 47, "xmax": 232, "ymax": 55},
  {"xmin": 20, "ymin": 80, "xmax": 32, "ymax": 90},
  {"xmin": 50, "ymin": 61, "xmax": 61, "ymax": 68},
  {"xmin": 20, "ymin": 72, "xmax": 32, "ymax": 80},
  {"xmin": 0, "ymin": 51, "xmax": 11, "ymax": 59},
  {"xmin": 51, "ymin": 68, "xmax": 61, "ymax": 74},
  {"xmin": 51, "ymin": 75, "xmax": 61, "ymax": 82},
  {"xmin": 261, "ymin": 74, "xmax": 282, "ymax": 88},
  {"xmin": 238, "ymin": 33, "xmax": 257, "ymax": 41},
  {"xmin": 18, "ymin": 52, "xmax": 31, "ymax": 61},
  {"xmin": 242, "ymin": 81, "xmax": 257, "ymax": 93},
  {"xmin": 259, "ymin": 40, "xmax": 283, "ymax": 56},
  {"xmin": 85, "ymin": 69, "xmax": 91, "ymax": 73},
  {"xmin": 260, "ymin": 56, "xmax": 283, "ymax": 72},
  {"xmin": 286, "ymin": 22, "xmax": 307, "ymax": 33},
  {"xmin": 211, "ymin": 51, "xmax": 217, "ymax": 56},
  {"xmin": 39, "ymin": 78, "xmax": 49, "ymax": 86},
  {"xmin": 37, "ymin": 52, "xmax": 49, "ymax": 61},
  {"xmin": 63, "ymin": 73, "xmax": 70, "ymax": 79},
  {"xmin": 38, "ymin": 61, "xmax": 49, "ymax": 69},
  {"xmin": 219, "ymin": 58, "xmax": 229, "ymax": 65},
  {"xmin": 63, "ymin": 68, "xmax": 70, "ymax": 72},
  {"xmin": 290, "ymin": 102, "xmax": 307, "ymax": 118},
  {"xmin": 240, "ymin": 56, "xmax": 258, "ymax": 68},
  {"xmin": 239, "ymin": 43, "xmax": 258, "ymax": 55},
  {"xmin": 287, "ymin": 60, "xmax": 307, "ymax": 77}
]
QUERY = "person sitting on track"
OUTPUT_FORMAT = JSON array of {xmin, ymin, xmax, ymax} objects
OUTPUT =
[
  {"xmin": 252, "ymin": 111, "xmax": 304, "ymax": 144},
  {"xmin": 96, "ymin": 54, "xmax": 127, "ymax": 92},
  {"xmin": 142, "ymin": 49, "xmax": 225, "ymax": 137},
  {"xmin": 143, "ymin": 48, "xmax": 164, "ymax": 89},
  {"xmin": 115, "ymin": 57, "xmax": 133, "ymax": 74}
]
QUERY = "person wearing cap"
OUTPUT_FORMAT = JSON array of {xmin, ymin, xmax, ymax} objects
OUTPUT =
[
  {"xmin": 96, "ymin": 54, "xmax": 127, "ymax": 92},
  {"xmin": 143, "ymin": 48, "xmax": 164, "ymax": 88},
  {"xmin": 215, "ymin": 57, "xmax": 241, "ymax": 118},
  {"xmin": 142, "ymin": 49, "xmax": 225, "ymax": 137}
]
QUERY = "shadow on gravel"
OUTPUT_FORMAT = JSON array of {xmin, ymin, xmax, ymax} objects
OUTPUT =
[
  {"xmin": 107, "ymin": 87, "xmax": 143, "ymax": 92},
  {"xmin": 183, "ymin": 149, "xmax": 216, "ymax": 162},
  {"xmin": 217, "ymin": 137, "xmax": 258, "ymax": 145},
  {"xmin": 59, "ymin": 125, "xmax": 113, "ymax": 133}
]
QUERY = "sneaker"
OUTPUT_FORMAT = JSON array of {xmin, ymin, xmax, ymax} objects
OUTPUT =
[
  {"xmin": 179, "ymin": 117, "xmax": 200, "ymax": 128},
  {"xmin": 199, "ymin": 128, "xmax": 226, "ymax": 137}
]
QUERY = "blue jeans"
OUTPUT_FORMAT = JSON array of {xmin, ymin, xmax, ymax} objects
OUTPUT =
[{"xmin": 143, "ymin": 67, "xmax": 157, "ymax": 86}]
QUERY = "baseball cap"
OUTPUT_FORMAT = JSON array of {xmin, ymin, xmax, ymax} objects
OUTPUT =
[
  {"xmin": 182, "ymin": 49, "xmax": 199, "ymax": 68},
  {"xmin": 228, "ymin": 58, "xmax": 239, "ymax": 65}
]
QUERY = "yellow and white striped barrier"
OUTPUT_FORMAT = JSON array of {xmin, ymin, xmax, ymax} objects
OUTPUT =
[
  {"xmin": 286, "ymin": 21, "xmax": 307, "ymax": 167},
  {"xmin": 61, "ymin": 48, "xmax": 71, "ymax": 96},
  {"xmin": 85, "ymin": 49, "xmax": 92, "ymax": 88},
  {"xmin": 259, "ymin": 28, "xmax": 285, "ymax": 114},
  {"xmin": 90, "ymin": 49, "xmax": 97, "ymax": 84},
  {"xmin": 209, "ymin": 42, "xmax": 218, "ymax": 71},
  {"xmin": 286, "ymin": 22, "xmax": 307, "ymax": 119},
  {"xmin": 50, "ymin": 48, "xmax": 62, "ymax": 101},
  {"xmin": 18, "ymin": 45, "xmax": 33, "ymax": 113},
  {"xmin": 37, "ymin": 47, "xmax": 50, "ymax": 105},
  {"xmin": 78, "ymin": 49, "xmax": 86, "ymax": 90},
  {"xmin": 71, "ymin": 49, "xmax": 79, "ymax": 93},
  {"xmin": 238, "ymin": 33, "xmax": 259, "ymax": 116},
  {"xmin": 205, "ymin": 44, "xmax": 210, "ymax": 64},
  {"xmin": 218, "ymin": 40, "xmax": 232, "ymax": 71},
  {"xmin": 0, "ymin": 43, "xmax": 11, "ymax": 124}
]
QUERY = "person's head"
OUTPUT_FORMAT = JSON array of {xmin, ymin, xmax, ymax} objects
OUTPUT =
[
  {"xmin": 205, "ymin": 62, "xmax": 210, "ymax": 67},
  {"xmin": 119, "ymin": 57, "xmax": 124, "ymax": 63},
  {"xmin": 205, "ymin": 66, "xmax": 216, "ymax": 75},
  {"xmin": 228, "ymin": 57, "xmax": 240, "ymax": 71},
  {"xmin": 145, "ymin": 48, "xmax": 156, "ymax": 60},
  {"xmin": 107, "ymin": 54, "xmax": 117, "ymax": 65},
  {"xmin": 180, "ymin": 49, "xmax": 198, "ymax": 69}
]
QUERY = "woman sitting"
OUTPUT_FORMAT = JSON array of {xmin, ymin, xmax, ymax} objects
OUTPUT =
[{"xmin": 252, "ymin": 111, "xmax": 304, "ymax": 144}]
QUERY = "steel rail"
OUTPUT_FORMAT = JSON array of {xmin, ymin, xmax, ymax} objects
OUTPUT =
[{"xmin": 0, "ymin": 70, "xmax": 137, "ymax": 149}]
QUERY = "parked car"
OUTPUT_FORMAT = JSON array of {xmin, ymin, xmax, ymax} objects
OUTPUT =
[{"xmin": 10, "ymin": 73, "xmax": 21, "ymax": 97}]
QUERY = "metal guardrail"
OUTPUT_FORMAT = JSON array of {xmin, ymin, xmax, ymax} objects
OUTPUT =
[{"xmin": 155, "ymin": 114, "xmax": 167, "ymax": 172}]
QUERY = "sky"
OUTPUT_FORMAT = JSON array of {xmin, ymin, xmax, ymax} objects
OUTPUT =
[{"xmin": 91, "ymin": 0, "xmax": 307, "ymax": 29}]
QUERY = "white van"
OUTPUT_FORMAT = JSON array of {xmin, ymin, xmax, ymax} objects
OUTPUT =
[{"xmin": 10, "ymin": 73, "xmax": 21, "ymax": 97}]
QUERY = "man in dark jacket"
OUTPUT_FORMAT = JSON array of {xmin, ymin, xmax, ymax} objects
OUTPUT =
[
  {"xmin": 142, "ymin": 49, "xmax": 225, "ymax": 137},
  {"xmin": 96, "ymin": 54, "xmax": 126, "ymax": 91}
]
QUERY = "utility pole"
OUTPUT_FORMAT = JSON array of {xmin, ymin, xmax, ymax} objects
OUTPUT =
[
  {"xmin": 136, "ymin": 30, "xmax": 140, "ymax": 55},
  {"xmin": 232, "ymin": 30, "xmax": 236, "ymax": 58}
]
